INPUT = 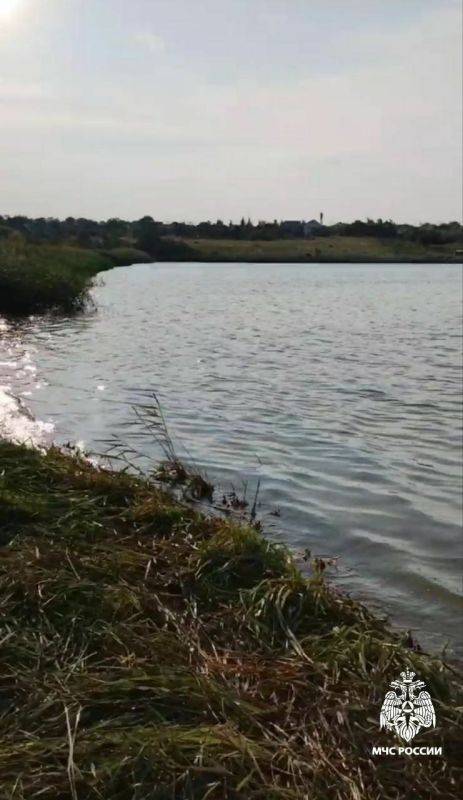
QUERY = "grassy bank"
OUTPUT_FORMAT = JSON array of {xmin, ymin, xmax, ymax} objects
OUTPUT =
[
  {"xmin": 0, "ymin": 439, "xmax": 461, "ymax": 798},
  {"xmin": 0, "ymin": 242, "xmax": 153, "ymax": 316},
  {"xmin": 0, "ymin": 242, "xmax": 111, "ymax": 315},
  {"xmin": 182, "ymin": 235, "xmax": 461, "ymax": 263}
]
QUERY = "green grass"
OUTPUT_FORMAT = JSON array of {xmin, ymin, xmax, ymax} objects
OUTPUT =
[
  {"xmin": 0, "ymin": 439, "xmax": 461, "ymax": 799},
  {"xmin": 0, "ymin": 241, "xmax": 113, "ymax": 315},
  {"xmin": 181, "ymin": 236, "xmax": 460, "ymax": 263},
  {"xmin": 0, "ymin": 242, "xmax": 154, "ymax": 316}
]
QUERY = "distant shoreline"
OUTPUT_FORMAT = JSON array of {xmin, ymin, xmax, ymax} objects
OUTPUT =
[
  {"xmin": 172, "ymin": 255, "xmax": 461, "ymax": 264},
  {"xmin": 179, "ymin": 235, "xmax": 462, "ymax": 264}
]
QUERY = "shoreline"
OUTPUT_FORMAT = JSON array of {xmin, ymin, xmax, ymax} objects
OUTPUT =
[
  {"xmin": 0, "ymin": 437, "xmax": 462, "ymax": 796},
  {"xmin": 173, "ymin": 255, "xmax": 462, "ymax": 263},
  {"xmin": 1, "ymin": 238, "xmax": 461, "ymax": 316}
]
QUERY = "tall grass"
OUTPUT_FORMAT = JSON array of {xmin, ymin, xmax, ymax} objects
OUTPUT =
[
  {"xmin": 0, "ymin": 239, "xmax": 112, "ymax": 315},
  {"xmin": 0, "ymin": 438, "xmax": 461, "ymax": 798}
]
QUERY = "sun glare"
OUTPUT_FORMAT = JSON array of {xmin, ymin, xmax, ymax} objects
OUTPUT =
[{"xmin": 0, "ymin": 0, "xmax": 21, "ymax": 19}]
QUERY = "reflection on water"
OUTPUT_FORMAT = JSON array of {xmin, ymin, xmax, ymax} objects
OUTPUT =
[{"xmin": 1, "ymin": 262, "xmax": 462, "ymax": 654}]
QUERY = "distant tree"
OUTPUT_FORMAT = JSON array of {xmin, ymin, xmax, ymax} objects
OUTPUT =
[
  {"xmin": 104, "ymin": 218, "xmax": 128, "ymax": 247},
  {"xmin": 134, "ymin": 216, "xmax": 161, "ymax": 254}
]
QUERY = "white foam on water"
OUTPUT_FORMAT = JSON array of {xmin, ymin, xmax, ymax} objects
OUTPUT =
[
  {"xmin": 0, "ymin": 317, "xmax": 54, "ymax": 447},
  {"xmin": 0, "ymin": 386, "xmax": 54, "ymax": 446}
]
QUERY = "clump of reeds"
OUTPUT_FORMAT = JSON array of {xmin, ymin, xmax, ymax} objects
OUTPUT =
[
  {"xmin": 0, "ymin": 238, "xmax": 111, "ymax": 315},
  {"xmin": 0, "ymin": 437, "xmax": 462, "ymax": 799},
  {"xmin": 146, "ymin": 403, "xmax": 213, "ymax": 500}
]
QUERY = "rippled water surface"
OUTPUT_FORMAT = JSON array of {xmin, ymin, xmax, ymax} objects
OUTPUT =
[{"xmin": 1, "ymin": 262, "xmax": 462, "ymax": 653}]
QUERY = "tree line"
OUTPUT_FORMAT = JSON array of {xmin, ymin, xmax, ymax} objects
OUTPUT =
[{"xmin": 0, "ymin": 214, "xmax": 461, "ymax": 257}]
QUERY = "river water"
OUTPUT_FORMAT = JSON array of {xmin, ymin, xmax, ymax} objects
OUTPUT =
[{"xmin": 1, "ymin": 262, "xmax": 462, "ymax": 654}]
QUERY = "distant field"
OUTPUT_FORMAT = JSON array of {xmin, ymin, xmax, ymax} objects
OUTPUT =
[{"xmin": 181, "ymin": 235, "xmax": 460, "ymax": 263}]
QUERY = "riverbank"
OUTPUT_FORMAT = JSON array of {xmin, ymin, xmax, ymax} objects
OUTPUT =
[
  {"xmin": 0, "ymin": 242, "xmax": 152, "ymax": 315},
  {"xmin": 0, "ymin": 438, "xmax": 461, "ymax": 798},
  {"xmin": 181, "ymin": 235, "xmax": 462, "ymax": 263}
]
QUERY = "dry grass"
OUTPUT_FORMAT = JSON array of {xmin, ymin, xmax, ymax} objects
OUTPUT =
[
  {"xmin": 0, "ymin": 439, "xmax": 461, "ymax": 799},
  {"xmin": 181, "ymin": 236, "xmax": 459, "ymax": 263}
]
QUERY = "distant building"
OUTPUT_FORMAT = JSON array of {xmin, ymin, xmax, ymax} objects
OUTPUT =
[
  {"xmin": 281, "ymin": 220, "xmax": 304, "ymax": 235},
  {"xmin": 303, "ymin": 219, "xmax": 324, "ymax": 237}
]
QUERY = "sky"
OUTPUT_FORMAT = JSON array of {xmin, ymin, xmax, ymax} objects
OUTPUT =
[{"xmin": 0, "ymin": 0, "xmax": 462, "ymax": 224}]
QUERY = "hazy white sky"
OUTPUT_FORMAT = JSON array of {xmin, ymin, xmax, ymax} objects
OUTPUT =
[{"xmin": 1, "ymin": 0, "xmax": 461, "ymax": 223}]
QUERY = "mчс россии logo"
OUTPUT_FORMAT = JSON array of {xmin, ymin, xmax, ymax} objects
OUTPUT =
[{"xmin": 380, "ymin": 668, "xmax": 436, "ymax": 743}]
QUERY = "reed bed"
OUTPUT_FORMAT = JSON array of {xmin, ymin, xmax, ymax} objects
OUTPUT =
[
  {"xmin": 0, "ymin": 242, "xmax": 111, "ymax": 315},
  {"xmin": 0, "ymin": 439, "xmax": 461, "ymax": 799}
]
